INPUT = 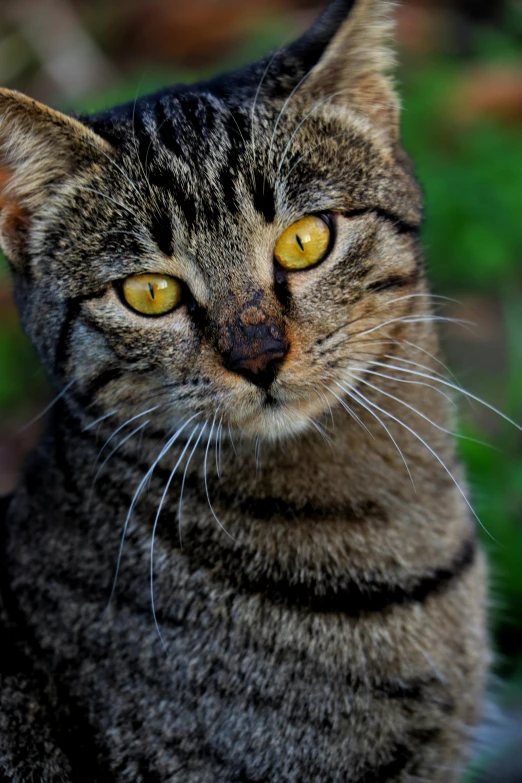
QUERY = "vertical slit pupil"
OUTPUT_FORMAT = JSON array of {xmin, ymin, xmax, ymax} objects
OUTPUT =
[
  {"xmin": 148, "ymin": 282, "xmax": 155, "ymax": 300},
  {"xmin": 296, "ymin": 234, "xmax": 304, "ymax": 252}
]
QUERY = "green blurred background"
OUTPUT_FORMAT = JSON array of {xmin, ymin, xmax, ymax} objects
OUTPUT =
[{"xmin": 0, "ymin": 1, "xmax": 521, "ymax": 778}]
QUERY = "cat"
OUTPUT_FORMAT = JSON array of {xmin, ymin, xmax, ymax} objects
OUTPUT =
[{"xmin": 0, "ymin": 0, "xmax": 489, "ymax": 781}]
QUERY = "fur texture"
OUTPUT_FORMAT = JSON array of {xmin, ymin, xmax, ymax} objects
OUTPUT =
[{"xmin": 0, "ymin": 1, "xmax": 488, "ymax": 780}]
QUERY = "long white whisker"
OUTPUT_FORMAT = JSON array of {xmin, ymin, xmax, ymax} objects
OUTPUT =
[
  {"xmin": 19, "ymin": 379, "xmax": 75, "ymax": 433},
  {"xmin": 96, "ymin": 405, "xmax": 160, "ymax": 464},
  {"xmin": 215, "ymin": 416, "xmax": 224, "ymax": 479},
  {"xmin": 109, "ymin": 412, "xmax": 201, "ymax": 603},
  {"xmin": 309, "ymin": 417, "xmax": 334, "ymax": 448},
  {"xmin": 90, "ymin": 420, "xmax": 150, "ymax": 504},
  {"xmin": 346, "ymin": 345, "xmax": 455, "ymax": 387},
  {"xmin": 351, "ymin": 372, "xmax": 492, "ymax": 447},
  {"xmin": 315, "ymin": 294, "xmax": 466, "ymax": 353},
  {"xmin": 343, "ymin": 373, "xmax": 496, "ymax": 541},
  {"xmin": 228, "ymin": 425, "xmax": 237, "ymax": 457},
  {"xmin": 311, "ymin": 384, "xmax": 336, "ymax": 430},
  {"xmin": 150, "ymin": 424, "xmax": 200, "ymax": 652},
  {"xmin": 178, "ymin": 422, "xmax": 207, "ymax": 549},
  {"xmin": 362, "ymin": 361, "xmax": 522, "ymax": 433},
  {"xmin": 346, "ymin": 362, "xmax": 457, "ymax": 408},
  {"xmin": 382, "ymin": 352, "xmax": 457, "ymax": 386},
  {"xmin": 335, "ymin": 381, "xmax": 415, "ymax": 489},
  {"xmin": 254, "ymin": 434, "xmax": 262, "ymax": 476},
  {"xmin": 82, "ymin": 409, "xmax": 118, "ymax": 432},
  {"xmin": 391, "ymin": 338, "xmax": 473, "ymax": 405},
  {"xmin": 204, "ymin": 413, "xmax": 235, "ymax": 541},
  {"xmin": 358, "ymin": 315, "xmax": 475, "ymax": 339},
  {"xmin": 218, "ymin": 419, "xmax": 223, "ymax": 478},
  {"xmin": 324, "ymin": 384, "xmax": 374, "ymax": 439}
]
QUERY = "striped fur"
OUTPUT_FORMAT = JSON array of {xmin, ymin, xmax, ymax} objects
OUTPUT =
[{"xmin": 0, "ymin": 1, "xmax": 488, "ymax": 780}]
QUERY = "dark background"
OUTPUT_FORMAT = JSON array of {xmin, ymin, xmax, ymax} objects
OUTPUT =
[{"xmin": 0, "ymin": 1, "xmax": 521, "ymax": 778}]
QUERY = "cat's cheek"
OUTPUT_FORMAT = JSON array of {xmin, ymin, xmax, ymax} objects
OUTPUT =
[{"xmin": 80, "ymin": 295, "xmax": 199, "ymax": 366}]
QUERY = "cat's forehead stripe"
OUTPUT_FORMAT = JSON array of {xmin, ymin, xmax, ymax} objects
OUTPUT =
[{"xmin": 130, "ymin": 90, "xmax": 279, "ymax": 239}]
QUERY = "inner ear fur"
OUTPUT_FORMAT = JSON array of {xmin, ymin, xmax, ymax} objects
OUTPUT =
[
  {"xmin": 295, "ymin": 0, "xmax": 400, "ymax": 138},
  {"xmin": 0, "ymin": 88, "xmax": 111, "ymax": 263}
]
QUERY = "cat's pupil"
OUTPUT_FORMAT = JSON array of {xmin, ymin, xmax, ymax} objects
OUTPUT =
[
  {"xmin": 296, "ymin": 234, "xmax": 305, "ymax": 252},
  {"xmin": 148, "ymin": 282, "xmax": 155, "ymax": 300}
]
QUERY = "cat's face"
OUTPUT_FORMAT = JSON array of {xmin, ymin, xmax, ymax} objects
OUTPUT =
[{"xmin": 0, "ymin": 0, "xmax": 423, "ymax": 440}]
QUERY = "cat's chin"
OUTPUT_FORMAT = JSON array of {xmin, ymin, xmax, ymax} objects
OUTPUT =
[{"xmin": 226, "ymin": 395, "xmax": 324, "ymax": 442}]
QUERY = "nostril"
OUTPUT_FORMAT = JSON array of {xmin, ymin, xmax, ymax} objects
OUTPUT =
[
  {"xmin": 233, "ymin": 350, "xmax": 285, "ymax": 377},
  {"xmin": 225, "ymin": 338, "xmax": 289, "ymax": 389}
]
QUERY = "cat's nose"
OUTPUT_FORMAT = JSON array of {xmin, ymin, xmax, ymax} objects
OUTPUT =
[{"xmin": 223, "ymin": 324, "xmax": 289, "ymax": 390}]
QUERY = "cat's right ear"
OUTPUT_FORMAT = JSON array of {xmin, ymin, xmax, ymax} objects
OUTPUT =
[
  {"xmin": 0, "ymin": 88, "xmax": 110, "ymax": 267},
  {"xmin": 280, "ymin": 0, "xmax": 399, "ymax": 138}
]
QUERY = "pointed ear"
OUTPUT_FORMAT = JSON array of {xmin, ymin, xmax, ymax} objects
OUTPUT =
[
  {"xmin": 0, "ymin": 88, "xmax": 111, "ymax": 264},
  {"xmin": 289, "ymin": 0, "xmax": 400, "ymax": 138}
]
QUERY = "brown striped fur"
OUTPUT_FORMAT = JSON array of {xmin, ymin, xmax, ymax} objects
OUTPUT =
[{"xmin": 0, "ymin": 1, "xmax": 488, "ymax": 780}]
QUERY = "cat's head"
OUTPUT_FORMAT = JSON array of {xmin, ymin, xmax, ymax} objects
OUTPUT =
[{"xmin": 0, "ymin": 0, "xmax": 423, "ymax": 440}]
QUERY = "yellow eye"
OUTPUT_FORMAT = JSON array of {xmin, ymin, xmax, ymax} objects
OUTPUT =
[
  {"xmin": 274, "ymin": 215, "xmax": 332, "ymax": 271},
  {"xmin": 121, "ymin": 274, "xmax": 183, "ymax": 316}
]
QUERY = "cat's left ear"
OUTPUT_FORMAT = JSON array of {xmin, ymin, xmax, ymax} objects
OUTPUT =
[
  {"xmin": 0, "ymin": 88, "xmax": 110, "ymax": 265},
  {"xmin": 288, "ymin": 0, "xmax": 400, "ymax": 138}
]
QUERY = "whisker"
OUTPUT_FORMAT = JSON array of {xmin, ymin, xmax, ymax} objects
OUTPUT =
[
  {"xmin": 228, "ymin": 425, "xmax": 238, "ymax": 457},
  {"xmin": 19, "ymin": 379, "xmax": 75, "ymax": 433},
  {"xmin": 254, "ymin": 434, "xmax": 262, "ymax": 476},
  {"xmin": 82, "ymin": 410, "xmax": 118, "ymax": 432},
  {"xmin": 150, "ymin": 424, "xmax": 200, "ymax": 652},
  {"xmin": 95, "ymin": 405, "xmax": 160, "ymax": 465},
  {"xmin": 359, "ymin": 361, "xmax": 522, "ymax": 433},
  {"xmin": 357, "ymin": 315, "xmax": 475, "ymax": 339},
  {"xmin": 350, "ymin": 371, "xmax": 493, "ymax": 448},
  {"xmin": 345, "ymin": 357, "xmax": 457, "ymax": 408},
  {"xmin": 109, "ymin": 411, "xmax": 202, "ymax": 603},
  {"xmin": 335, "ymin": 381, "xmax": 415, "ymax": 489},
  {"xmin": 309, "ymin": 417, "xmax": 335, "ymax": 449},
  {"xmin": 314, "ymin": 293, "xmax": 463, "ymax": 351},
  {"xmin": 311, "ymin": 384, "xmax": 336, "ymax": 430},
  {"xmin": 178, "ymin": 422, "xmax": 207, "ymax": 549},
  {"xmin": 204, "ymin": 413, "xmax": 235, "ymax": 542},
  {"xmin": 382, "ymin": 352, "xmax": 458, "ymax": 386},
  {"xmin": 323, "ymin": 384, "xmax": 374, "ymax": 440},
  {"xmin": 89, "ymin": 420, "xmax": 150, "ymax": 506},
  {"xmin": 343, "ymin": 372, "xmax": 496, "ymax": 542},
  {"xmin": 387, "ymin": 339, "xmax": 463, "ymax": 387},
  {"xmin": 215, "ymin": 415, "xmax": 224, "ymax": 479}
]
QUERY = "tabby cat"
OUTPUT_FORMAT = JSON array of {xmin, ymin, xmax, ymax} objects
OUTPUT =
[{"xmin": 0, "ymin": 0, "xmax": 489, "ymax": 780}]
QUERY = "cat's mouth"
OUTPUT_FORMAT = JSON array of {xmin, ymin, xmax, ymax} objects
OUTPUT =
[{"xmin": 262, "ymin": 392, "xmax": 280, "ymax": 409}]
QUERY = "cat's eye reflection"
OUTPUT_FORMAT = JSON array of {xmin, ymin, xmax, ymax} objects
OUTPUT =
[
  {"xmin": 274, "ymin": 215, "xmax": 332, "ymax": 271},
  {"xmin": 120, "ymin": 274, "xmax": 183, "ymax": 317}
]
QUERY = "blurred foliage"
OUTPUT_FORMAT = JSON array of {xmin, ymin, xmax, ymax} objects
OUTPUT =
[{"xmin": 401, "ymin": 65, "xmax": 522, "ymax": 293}]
